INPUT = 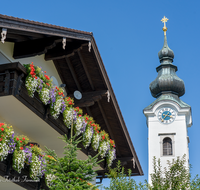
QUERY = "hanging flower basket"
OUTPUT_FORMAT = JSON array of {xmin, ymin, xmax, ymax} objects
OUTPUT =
[
  {"xmin": 24, "ymin": 62, "xmax": 117, "ymax": 167},
  {"xmin": 82, "ymin": 125, "xmax": 94, "ymax": 148},
  {"xmin": 0, "ymin": 123, "xmax": 15, "ymax": 161}
]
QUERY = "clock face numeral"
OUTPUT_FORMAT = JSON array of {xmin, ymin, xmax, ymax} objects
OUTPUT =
[{"xmin": 157, "ymin": 108, "xmax": 176, "ymax": 124}]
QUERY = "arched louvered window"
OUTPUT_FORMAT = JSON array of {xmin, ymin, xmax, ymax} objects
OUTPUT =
[{"xmin": 163, "ymin": 137, "xmax": 172, "ymax": 155}]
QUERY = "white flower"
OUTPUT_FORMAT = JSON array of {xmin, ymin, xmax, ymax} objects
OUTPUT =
[
  {"xmin": 46, "ymin": 173, "xmax": 57, "ymax": 187},
  {"xmin": 99, "ymin": 141, "xmax": 109, "ymax": 158},
  {"xmin": 0, "ymin": 143, "xmax": 9, "ymax": 161},
  {"xmin": 107, "ymin": 149, "xmax": 116, "ymax": 167},
  {"xmin": 92, "ymin": 133, "xmax": 100, "ymax": 151},
  {"xmin": 51, "ymin": 97, "xmax": 62, "ymax": 119},
  {"xmin": 25, "ymin": 77, "xmax": 38, "ymax": 97},
  {"xmin": 30, "ymin": 154, "xmax": 42, "ymax": 180},
  {"xmin": 83, "ymin": 126, "xmax": 93, "ymax": 148},
  {"xmin": 39, "ymin": 88, "xmax": 50, "ymax": 105},
  {"xmin": 13, "ymin": 149, "xmax": 26, "ymax": 173},
  {"xmin": 63, "ymin": 108, "xmax": 73, "ymax": 128},
  {"xmin": 74, "ymin": 117, "xmax": 84, "ymax": 136}
]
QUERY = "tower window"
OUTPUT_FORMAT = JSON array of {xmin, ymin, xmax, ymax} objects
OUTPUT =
[{"xmin": 163, "ymin": 137, "xmax": 172, "ymax": 155}]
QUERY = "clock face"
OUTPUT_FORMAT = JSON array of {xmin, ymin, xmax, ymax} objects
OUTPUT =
[{"xmin": 157, "ymin": 108, "xmax": 176, "ymax": 124}]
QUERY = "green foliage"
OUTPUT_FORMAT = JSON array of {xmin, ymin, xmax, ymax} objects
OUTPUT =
[
  {"xmin": 190, "ymin": 174, "xmax": 200, "ymax": 190},
  {"xmin": 44, "ymin": 135, "xmax": 102, "ymax": 190},
  {"xmin": 150, "ymin": 155, "xmax": 199, "ymax": 190},
  {"xmin": 104, "ymin": 156, "xmax": 200, "ymax": 190},
  {"xmin": 104, "ymin": 160, "xmax": 148, "ymax": 190}
]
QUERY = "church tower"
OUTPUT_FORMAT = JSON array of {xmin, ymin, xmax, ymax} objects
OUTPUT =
[{"xmin": 143, "ymin": 17, "xmax": 192, "ymax": 183}]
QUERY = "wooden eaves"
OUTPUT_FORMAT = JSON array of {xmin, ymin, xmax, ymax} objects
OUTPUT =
[{"xmin": 0, "ymin": 14, "xmax": 143, "ymax": 180}]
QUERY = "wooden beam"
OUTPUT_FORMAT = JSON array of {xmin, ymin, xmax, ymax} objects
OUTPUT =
[
  {"xmin": 65, "ymin": 57, "xmax": 82, "ymax": 92},
  {"xmin": 72, "ymin": 90, "xmax": 107, "ymax": 108},
  {"xmin": 53, "ymin": 59, "xmax": 70, "ymax": 94},
  {"xmin": 13, "ymin": 37, "xmax": 62, "ymax": 59},
  {"xmin": 71, "ymin": 90, "xmax": 107, "ymax": 100},
  {"xmin": 45, "ymin": 41, "xmax": 87, "ymax": 61},
  {"xmin": 7, "ymin": 28, "xmax": 45, "ymax": 38},
  {"xmin": 97, "ymin": 100, "xmax": 121, "ymax": 157},
  {"xmin": 78, "ymin": 50, "xmax": 95, "ymax": 90}
]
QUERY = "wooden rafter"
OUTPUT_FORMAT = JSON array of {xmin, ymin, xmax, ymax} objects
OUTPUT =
[
  {"xmin": 78, "ymin": 50, "xmax": 95, "ymax": 90},
  {"xmin": 73, "ymin": 90, "xmax": 107, "ymax": 107},
  {"xmin": 65, "ymin": 57, "xmax": 82, "ymax": 92}
]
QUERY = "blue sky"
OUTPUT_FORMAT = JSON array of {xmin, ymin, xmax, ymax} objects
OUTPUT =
[{"xmin": 1, "ymin": 0, "xmax": 200, "ymax": 187}]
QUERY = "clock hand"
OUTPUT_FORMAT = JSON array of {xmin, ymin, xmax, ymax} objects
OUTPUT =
[
  {"xmin": 163, "ymin": 113, "xmax": 173, "ymax": 118},
  {"xmin": 161, "ymin": 112, "xmax": 169, "ymax": 122}
]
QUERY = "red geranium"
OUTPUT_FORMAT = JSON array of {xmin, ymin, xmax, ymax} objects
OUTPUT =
[
  {"xmin": 1, "ymin": 128, "xmax": 4, "ymax": 132},
  {"xmin": 20, "ymin": 147, "xmax": 23, "ymax": 150},
  {"xmin": 44, "ymin": 75, "xmax": 50, "ymax": 80}
]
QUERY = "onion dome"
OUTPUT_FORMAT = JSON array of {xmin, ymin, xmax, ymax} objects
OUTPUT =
[
  {"xmin": 149, "ymin": 16, "xmax": 185, "ymax": 98},
  {"xmin": 158, "ymin": 35, "xmax": 174, "ymax": 64}
]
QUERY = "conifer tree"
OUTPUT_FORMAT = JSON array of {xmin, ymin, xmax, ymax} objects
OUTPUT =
[{"xmin": 44, "ymin": 135, "xmax": 101, "ymax": 190}]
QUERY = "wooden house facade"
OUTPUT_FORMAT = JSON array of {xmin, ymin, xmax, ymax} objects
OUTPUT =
[{"xmin": 0, "ymin": 14, "xmax": 143, "ymax": 189}]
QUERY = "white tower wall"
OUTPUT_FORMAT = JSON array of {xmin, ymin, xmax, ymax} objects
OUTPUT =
[{"xmin": 144, "ymin": 101, "xmax": 192, "ymax": 183}]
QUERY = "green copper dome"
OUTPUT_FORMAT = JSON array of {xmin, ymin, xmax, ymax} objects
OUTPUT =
[{"xmin": 149, "ymin": 35, "xmax": 185, "ymax": 98}]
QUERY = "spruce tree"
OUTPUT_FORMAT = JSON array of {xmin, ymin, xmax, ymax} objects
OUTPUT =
[{"xmin": 44, "ymin": 135, "xmax": 101, "ymax": 190}]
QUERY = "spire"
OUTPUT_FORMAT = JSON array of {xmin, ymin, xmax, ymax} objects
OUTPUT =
[
  {"xmin": 149, "ymin": 16, "xmax": 185, "ymax": 98},
  {"xmin": 158, "ymin": 16, "xmax": 174, "ymax": 64}
]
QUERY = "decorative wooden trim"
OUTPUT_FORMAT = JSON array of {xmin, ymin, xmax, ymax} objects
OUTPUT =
[
  {"xmin": 4, "ymin": 70, "xmax": 10, "ymax": 95},
  {"xmin": 14, "ymin": 73, "xmax": 24, "ymax": 96}
]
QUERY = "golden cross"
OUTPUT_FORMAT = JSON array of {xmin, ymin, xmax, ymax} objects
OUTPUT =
[
  {"xmin": 161, "ymin": 16, "xmax": 168, "ymax": 27},
  {"xmin": 161, "ymin": 16, "xmax": 168, "ymax": 35}
]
